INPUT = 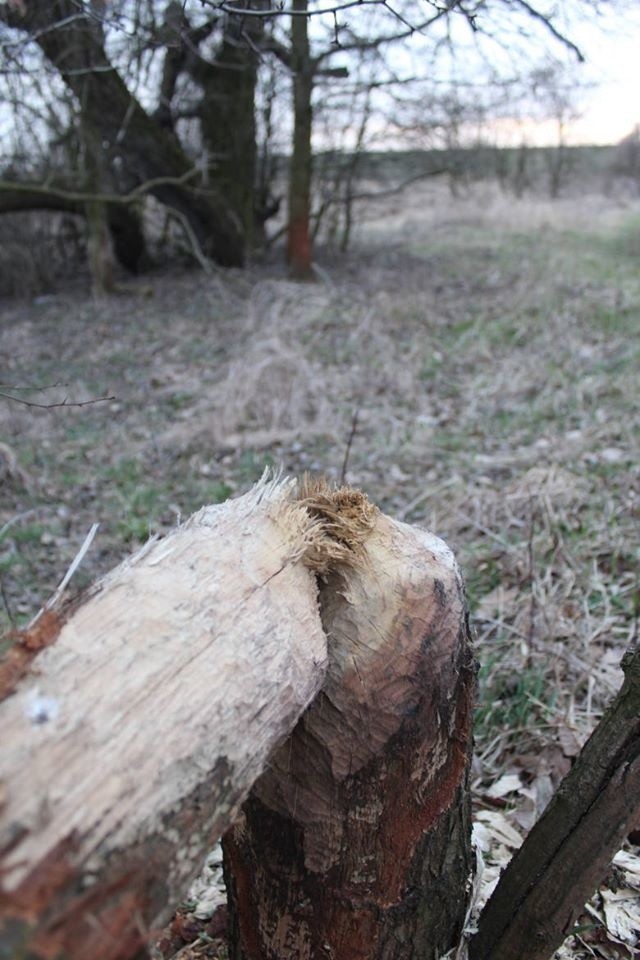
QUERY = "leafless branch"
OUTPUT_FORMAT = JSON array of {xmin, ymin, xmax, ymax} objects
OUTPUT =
[
  {"xmin": 0, "ymin": 575, "xmax": 16, "ymax": 630},
  {"xmin": 0, "ymin": 380, "xmax": 66, "ymax": 392},
  {"xmin": 166, "ymin": 208, "xmax": 215, "ymax": 273},
  {"xmin": 0, "ymin": 13, "xmax": 88, "ymax": 50},
  {"xmin": 340, "ymin": 407, "xmax": 360, "ymax": 484},
  {"xmin": 0, "ymin": 168, "xmax": 202, "ymax": 206},
  {"xmin": 0, "ymin": 509, "xmax": 47, "ymax": 543},
  {"xmin": 381, "ymin": 0, "xmax": 419, "ymax": 33},
  {"xmin": 313, "ymin": 4, "xmax": 459, "ymax": 63},
  {"xmin": 201, "ymin": 0, "xmax": 406, "ymax": 17},
  {"xmin": 0, "ymin": 392, "xmax": 115, "ymax": 410},
  {"xmin": 512, "ymin": 0, "xmax": 585, "ymax": 62},
  {"xmin": 347, "ymin": 166, "xmax": 448, "ymax": 201}
]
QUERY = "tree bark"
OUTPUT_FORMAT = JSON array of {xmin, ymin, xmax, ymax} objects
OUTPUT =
[
  {"xmin": 81, "ymin": 86, "xmax": 116, "ymax": 296},
  {"xmin": 223, "ymin": 500, "xmax": 475, "ymax": 960},
  {"xmin": 0, "ymin": 0, "xmax": 243, "ymax": 267},
  {"xmin": 287, "ymin": 0, "xmax": 315, "ymax": 279},
  {"xmin": 469, "ymin": 642, "xmax": 640, "ymax": 960},
  {"xmin": 196, "ymin": 3, "xmax": 269, "ymax": 248},
  {"xmin": 0, "ymin": 478, "xmax": 328, "ymax": 960},
  {"xmin": 105, "ymin": 204, "xmax": 147, "ymax": 274},
  {"xmin": 85, "ymin": 192, "xmax": 115, "ymax": 295}
]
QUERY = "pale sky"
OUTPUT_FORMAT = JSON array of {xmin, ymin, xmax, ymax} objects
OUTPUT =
[
  {"xmin": 314, "ymin": 3, "xmax": 640, "ymax": 149},
  {"xmin": 446, "ymin": 5, "xmax": 640, "ymax": 147},
  {"xmin": 569, "ymin": 20, "xmax": 640, "ymax": 145}
]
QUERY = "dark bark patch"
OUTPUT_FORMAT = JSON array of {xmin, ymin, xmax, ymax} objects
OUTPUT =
[{"xmin": 433, "ymin": 578, "xmax": 447, "ymax": 609}]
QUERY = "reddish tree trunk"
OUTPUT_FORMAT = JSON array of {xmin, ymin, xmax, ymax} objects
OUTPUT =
[{"xmin": 223, "ymin": 508, "xmax": 475, "ymax": 960}]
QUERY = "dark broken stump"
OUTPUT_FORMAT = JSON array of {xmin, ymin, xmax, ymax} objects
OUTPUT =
[{"xmin": 223, "ymin": 496, "xmax": 476, "ymax": 960}]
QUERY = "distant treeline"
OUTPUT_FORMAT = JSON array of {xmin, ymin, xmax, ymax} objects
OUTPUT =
[{"xmin": 313, "ymin": 144, "xmax": 619, "ymax": 192}]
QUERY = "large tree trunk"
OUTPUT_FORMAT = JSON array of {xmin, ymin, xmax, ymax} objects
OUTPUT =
[
  {"xmin": 287, "ymin": 0, "xmax": 315, "ymax": 279},
  {"xmin": 223, "ymin": 485, "xmax": 475, "ymax": 959},
  {"xmin": 80, "ymin": 79, "xmax": 116, "ymax": 296},
  {"xmin": 198, "ymin": 3, "xmax": 269, "ymax": 249},
  {"xmin": 0, "ymin": 479, "xmax": 328, "ymax": 960},
  {"xmin": 1, "ymin": 1, "xmax": 243, "ymax": 267},
  {"xmin": 155, "ymin": 1, "xmax": 264, "ymax": 253}
]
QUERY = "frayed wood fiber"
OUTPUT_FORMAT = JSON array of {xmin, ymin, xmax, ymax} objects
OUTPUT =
[{"xmin": 296, "ymin": 474, "xmax": 377, "ymax": 575}]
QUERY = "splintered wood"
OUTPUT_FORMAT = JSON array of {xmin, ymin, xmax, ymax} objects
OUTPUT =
[
  {"xmin": 0, "ymin": 477, "xmax": 327, "ymax": 959},
  {"xmin": 0, "ymin": 475, "xmax": 474, "ymax": 960}
]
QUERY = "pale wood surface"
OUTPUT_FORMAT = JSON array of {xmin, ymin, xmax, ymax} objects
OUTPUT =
[{"xmin": 0, "ymin": 477, "xmax": 327, "ymax": 948}]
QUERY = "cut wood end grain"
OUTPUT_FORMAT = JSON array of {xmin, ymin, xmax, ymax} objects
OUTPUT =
[{"xmin": 296, "ymin": 473, "xmax": 378, "ymax": 574}]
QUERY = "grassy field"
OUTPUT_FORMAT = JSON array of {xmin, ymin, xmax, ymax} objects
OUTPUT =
[{"xmin": 1, "ymin": 180, "xmax": 639, "ymax": 957}]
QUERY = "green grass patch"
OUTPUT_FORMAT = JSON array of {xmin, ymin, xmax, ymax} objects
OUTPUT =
[
  {"xmin": 475, "ymin": 653, "xmax": 554, "ymax": 739},
  {"xmin": 105, "ymin": 457, "xmax": 171, "ymax": 544}
]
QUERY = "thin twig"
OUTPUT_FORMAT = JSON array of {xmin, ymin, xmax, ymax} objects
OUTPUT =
[
  {"xmin": 512, "ymin": 0, "xmax": 585, "ymax": 62},
  {"xmin": 526, "ymin": 494, "xmax": 537, "ymax": 665},
  {"xmin": 0, "ymin": 575, "xmax": 16, "ymax": 629},
  {"xmin": 348, "ymin": 168, "xmax": 448, "ymax": 202},
  {"xmin": 0, "ymin": 380, "xmax": 66, "ymax": 392},
  {"xmin": 340, "ymin": 407, "xmax": 360, "ymax": 484},
  {"xmin": 396, "ymin": 477, "xmax": 458, "ymax": 521},
  {"xmin": 0, "ymin": 391, "xmax": 115, "ymax": 409},
  {"xmin": 204, "ymin": 0, "xmax": 404, "ymax": 17},
  {"xmin": 0, "ymin": 508, "xmax": 40, "ymax": 542},
  {"xmin": 454, "ymin": 510, "xmax": 511, "ymax": 550}
]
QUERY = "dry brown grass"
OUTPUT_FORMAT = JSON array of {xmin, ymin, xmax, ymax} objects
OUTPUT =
[{"xmin": 1, "ymin": 180, "xmax": 638, "ymax": 958}]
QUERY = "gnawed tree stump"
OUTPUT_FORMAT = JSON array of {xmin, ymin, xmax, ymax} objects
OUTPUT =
[
  {"xmin": 223, "ymin": 481, "xmax": 475, "ymax": 960},
  {"xmin": 0, "ymin": 476, "xmax": 474, "ymax": 960},
  {"xmin": 0, "ymin": 478, "xmax": 329, "ymax": 960}
]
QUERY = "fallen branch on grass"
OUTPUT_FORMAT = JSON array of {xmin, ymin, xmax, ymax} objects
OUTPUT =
[{"xmin": 0, "ymin": 390, "xmax": 116, "ymax": 409}]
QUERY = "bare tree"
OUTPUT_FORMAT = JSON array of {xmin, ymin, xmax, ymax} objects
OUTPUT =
[
  {"xmin": 529, "ymin": 62, "xmax": 587, "ymax": 197},
  {"xmin": 0, "ymin": 1, "xmax": 251, "ymax": 276},
  {"xmin": 256, "ymin": 0, "xmax": 607, "ymax": 276}
]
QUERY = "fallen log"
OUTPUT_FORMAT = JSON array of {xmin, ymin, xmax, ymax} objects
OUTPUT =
[{"xmin": 0, "ymin": 477, "xmax": 329, "ymax": 960}]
